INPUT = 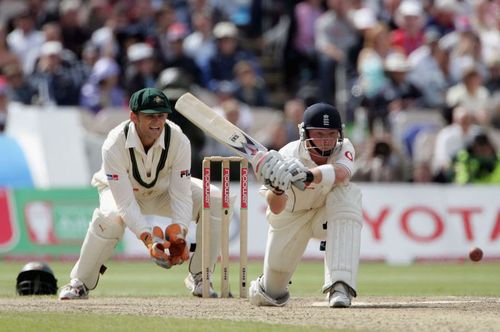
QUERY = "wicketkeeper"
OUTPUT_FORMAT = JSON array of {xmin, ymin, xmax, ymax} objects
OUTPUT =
[
  {"xmin": 249, "ymin": 103, "xmax": 363, "ymax": 308},
  {"xmin": 59, "ymin": 88, "xmax": 225, "ymax": 299}
]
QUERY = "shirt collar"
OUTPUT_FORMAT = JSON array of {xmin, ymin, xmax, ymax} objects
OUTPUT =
[{"xmin": 125, "ymin": 122, "xmax": 166, "ymax": 154}]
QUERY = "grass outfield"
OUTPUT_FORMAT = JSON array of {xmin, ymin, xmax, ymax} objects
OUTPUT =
[
  {"xmin": 0, "ymin": 260, "xmax": 499, "ymax": 331},
  {"xmin": 2, "ymin": 260, "xmax": 500, "ymax": 297}
]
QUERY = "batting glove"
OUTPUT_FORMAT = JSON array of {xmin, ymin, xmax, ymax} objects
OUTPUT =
[
  {"xmin": 270, "ymin": 159, "xmax": 309, "ymax": 191},
  {"xmin": 253, "ymin": 150, "xmax": 284, "ymax": 183},
  {"xmin": 140, "ymin": 226, "xmax": 172, "ymax": 269}
]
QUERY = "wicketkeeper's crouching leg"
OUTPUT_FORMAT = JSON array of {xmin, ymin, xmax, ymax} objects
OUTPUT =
[
  {"xmin": 184, "ymin": 178, "xmax": 234, "ymax": 298},
  {"xmin": 59, "ymin": 207, "xmax": 125, "ymax": 300}
]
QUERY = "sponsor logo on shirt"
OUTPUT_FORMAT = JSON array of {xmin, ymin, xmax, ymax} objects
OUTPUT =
[
  {"xmin": 106, "ymin": 174, "xmax": 119, "ymax": 181},
  {"xmin": 180, "ymin": 170, "xmax": 191, "ymax": 178},
  {"xmin": 345, "ymin": 151, "xmax": 353, "ymax": 161}
]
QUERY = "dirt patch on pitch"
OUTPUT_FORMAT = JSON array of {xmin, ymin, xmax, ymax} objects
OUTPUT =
[{"xmin": 1, "ymin": 296, "xmax": 499, "ymax": 331}]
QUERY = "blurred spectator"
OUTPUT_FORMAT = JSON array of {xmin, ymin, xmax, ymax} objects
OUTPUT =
[
  {"xmin": 233, "ymin": 60, "xmax": 268, "ymax": 107},
  {"xmin": 451, "ymin": 132, "xmax": 500, "ymax": 184},
  {"xmin": 156, "ymin": 66, "xmax": 207, "ymax": 179},
  {"xmin": 315, "ymin": 0, "xmax": 358, "ymax": 106},
  {"xmin": 283, "ymin": 0, "xmax": 323, "ymax": 93},
  {"xmin": 264, "ymin": 120, "xmax": 290, "ymax": 151},
  {"xmin": 154, "ymin": 4, "xmax": 177, "ymax": 50},
  {"xmin": 361, "ymin": 52, "xmax": 423, "ymax": 134},
  {"xmin": 83, "ymin": 0, "xmax": 110, "ymax": 34},
  {"xmin": 431, "ymin": 106, "xmax": 483, "ymax": 181},
  {"xmin": 471, "ymin": 0, "xmax": 499, "ymax": 69},
  {"xmin": 447, "ymin": 29, "xmax": 488, "ymax": 84},
  {"xmin": 207, "ymin": 21, "xmax": 261, "ymax": 91},
  {"xmin": 212, "ymin": 80, "xmax": 254, "ymax": 134},
  {"xmin": 124, "ymin": 42, "xmax": 157, "ymax": 97},
  {"xmin": 183, "ymin": 11, "xmax": 216, "ymax": 72},
  {"xmin": 161, "ymin": 22, "xmax": 203, "ymax": 87},
  {"xmin": 3, "ymin": 63, "xmax": 36, "ymax": 105},
  {"xmin": 349, "ymin": 6, "xmax": 378, "ymax": 63},
  {"xmin": 58, "ymin": 0, "xmax": 90, "ymax": 58},
  {"xmin": 37, "ymin": 21, "xmax": 87, "ymax": 87},
  {"xmin": 390, "ymin": 0, "xmax": 425, "ymax": 56},
  {"xmin": 408, "ymin": 28, "xmax": 453, "ymax": 108},
  {"xmin": 0, "ymin": 24, "xmax": 18, "ymax": 69},
  {"xmin": 0, "ymin": 76, "xmax": 8, "ymax": 132},
  {"xmin": 27, "ymin": 0, "xmax": 59, "ymax": 29},
  {"xmin": 29, "ymin": 41, "xmax": 81, "ymax": 106},
  {"xmin": 126, "ymin": 1, "xmax": 157, "ymax": 42},
  {"xmin": 80, "ymin": 57, "xmax": 126, "ymax": 113},
  {"xmin": 90, "ymin": 3, "xmax": 130, "ymax": 58},
  {"xmin": 378, "ymin": 0, "xmax": 401, "ymax": 30},
  {"xmin": 425, "ymin": 0, "xmax": 459, "ymax": 36},
  {"xmin": 352, "ymin": 135, "xmax": 409, "ymax": 182},
  {"xmin": 80, "ymin": 41, "xmax": 99, "ymax": 81},
  {"xmin": 201, "ymin": 98, "xmax": 251, "ymax": 179},
  {"xmin": 411, "ymin": 161, "xmax": 434, "ymax": 183},
  {"xmin": 283, "ymin": 98, "xmax": 306, "ymax": 142},
  {"xmin": 446, "ymin": 59, "xmax": 491, "ymax": 126},
  {"xmin": 6, "ymin": 9, "xmax": 45, "ymax": 74},
  {"xmin": 356, "ymin": 23, "xmax": 391, "ymax": 102}
]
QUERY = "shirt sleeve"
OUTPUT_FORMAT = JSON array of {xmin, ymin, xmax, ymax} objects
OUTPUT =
[
  {"xmin": 168, "ymin": 136, "xmax": 193, "ymax": 229},
  {"xmin": 103, "ymin": 145, "xmax": 150, "ymax": 238},
  {"xmin": 335, "ymin": 139, "xmax": 356, "ymax": 177}
]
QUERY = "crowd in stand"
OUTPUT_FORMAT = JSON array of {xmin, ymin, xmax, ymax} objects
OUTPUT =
[{"xmin": 0, "ymin": 0, "xmax": 498, "ymax": 184}]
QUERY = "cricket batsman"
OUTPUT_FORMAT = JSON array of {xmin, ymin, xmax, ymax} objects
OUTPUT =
[
  {"xmin": 59, "ymin": 88, "xmax": 224, "ymax": 299},
  {"xmin": 249, "ymin": 102, "xmax": 363, "ymax": 308}
]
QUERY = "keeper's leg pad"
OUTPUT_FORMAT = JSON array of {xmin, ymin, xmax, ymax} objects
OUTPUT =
[
  {"xmin": 189, "ymin": 178, "xmax": 236, "ymax": 274},
  {"xmin": 70, "ymin": 208, "xmax": 125, "ymax": 290},
  {"xmin": 248, "ymin": 276, "xmax": 290, "ymax": 307},
  {"xmin": 322, "ymin": 184, "xmax": 362, "ymax": 296}
]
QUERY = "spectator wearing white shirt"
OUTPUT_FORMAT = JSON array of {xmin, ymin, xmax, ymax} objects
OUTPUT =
[
  {"xmin": 446, "ymin": 59, "xmax": 491, "ymax": 126},
  {"xmin": 431, "ymin": 106, "xmax": 483, "ymax": 181},
  {"xmin": 6, "ymin": 10, "xmax": 45, "ymax": 74}
]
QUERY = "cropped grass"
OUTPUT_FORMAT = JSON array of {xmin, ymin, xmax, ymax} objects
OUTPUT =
[
  {"xmin": 1, "ymin": 260, "xmax": 500, "ymax": 297},
  {"xmin": 1, "ymin": 259, "xmax": 499, "ymax": 332},
  {"xmin": 0, "ymin": 312, "xmax": 333, "ymax": 332}
]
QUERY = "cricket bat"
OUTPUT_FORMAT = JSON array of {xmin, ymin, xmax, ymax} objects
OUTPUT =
[{"xmin": 174, "ymin": 93, "xmax": 309, "ymax": 190}]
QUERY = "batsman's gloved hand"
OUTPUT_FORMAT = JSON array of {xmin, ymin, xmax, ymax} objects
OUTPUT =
[
  {"xmin": 165, "ymin": 223, "xmax": 190, "ymax": 266},
  {"xmin": 253, "ymin": 150, "xmax": 284, "ymax": 183},
  {"xmin": 140, "ymin": 226, "xmax": 172, "ymax": 269},
  {"xmin": 270, "ymin": 158, "xmax": 310, "ymax": 191}
]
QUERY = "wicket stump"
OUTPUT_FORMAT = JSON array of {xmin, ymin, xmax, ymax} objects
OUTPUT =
[{"xmin": 202, "ymin": 156, "xmax": 248, "ymax": 298}]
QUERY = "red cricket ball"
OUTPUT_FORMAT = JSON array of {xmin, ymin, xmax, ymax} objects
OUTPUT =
[{"xmin": 469, "ymin": 247, "xmax": 483, "ymax": 262}]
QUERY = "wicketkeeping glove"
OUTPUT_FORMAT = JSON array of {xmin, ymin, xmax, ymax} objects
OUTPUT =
[
  {"xmin": 140, "ymin": 226, "xmax": 172, "ymax": 269},
  {"xmin": 165, "ymin": 223, "xmax": 190, "ymax": 266}
]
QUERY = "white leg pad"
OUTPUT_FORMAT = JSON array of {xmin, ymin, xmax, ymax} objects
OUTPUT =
[
  {"xmin": 248, "ymin": 276, "xmax": 290, "ymax": 307},
  {"xmin": 322, "ymin": 184, "xmax": 363, "ymax": 296},
  {"xmin": 70, "ymin": 208, "xmax": 125, "ymax": 289}
]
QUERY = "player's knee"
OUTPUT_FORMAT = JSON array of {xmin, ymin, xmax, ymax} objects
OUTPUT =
[
  {"xmin": 326, "ymin": 184, "xmax": 362, "ymax": 222},
  {"xmin": 89, "ymin": 208, "xmax": 125, "ymax": 240}
]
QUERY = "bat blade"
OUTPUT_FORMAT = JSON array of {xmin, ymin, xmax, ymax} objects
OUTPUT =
[
  {"xmin": 175, "ymin": 93, "xmax": 267, "ymax": 163},
  {"xmin": 175, "ymin": 92, "xmax": 307, "ymax": 190}
]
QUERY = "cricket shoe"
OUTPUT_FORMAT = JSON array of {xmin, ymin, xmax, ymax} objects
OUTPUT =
[
  {"xmin": 184, "ymin": 272, "xmax": 218, "ymax": 298},
  {"xmin": 328, "ymin": 282, "xmax": 351, "ymax": 308},
  {"xmin": 58, "ymin": 279, "xmax": 89, "ymax": 300}
]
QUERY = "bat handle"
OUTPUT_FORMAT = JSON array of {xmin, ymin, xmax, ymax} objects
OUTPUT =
[{"xmin": 292, "ymin": 170, "xmax": 314, "ymax": 191}]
